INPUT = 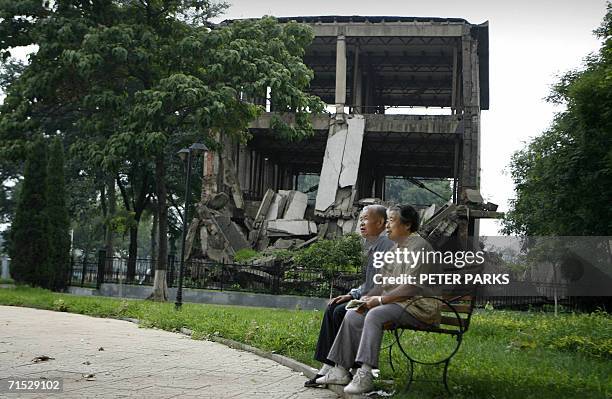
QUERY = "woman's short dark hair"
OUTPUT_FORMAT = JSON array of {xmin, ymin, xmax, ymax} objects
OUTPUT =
[{"xmin": 389, "ymin": 204, "xmax": 420, "ymax": 232}]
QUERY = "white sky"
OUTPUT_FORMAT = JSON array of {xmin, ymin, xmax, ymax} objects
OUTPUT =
[{"xmin": 3, "ymin": 0, "xmax": 608, "ymax": 235}]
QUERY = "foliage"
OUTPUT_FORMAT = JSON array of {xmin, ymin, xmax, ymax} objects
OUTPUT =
[
  {"xmin": 7, "ymin": 137, "xmax": 51, "ymax": 288},
  {"xmin": 233, "ymin": 248, "xmax": 259, "ymax": 263},
  {"xmin": 0, "ymin": 1, "xmax": 324, "ymax": 298},
  {"xmin": 46, "ymin": 137, "xmax": 71, "ymax": 291},
  {"xmin": 385, "ymin": 177, "xmax": 452, "ymax": 206},
  {"xmin": 0, "ymin": 56, "xmax": 23, "ymax": 224},
  {"xmin": 291, "ymin": 233, "xmax": 364, "ymax": 272},
  {"xmin": 0, "ymin": 58, "xmax": 25, "ymax": 91},
  {"xmin": 503, "ymin": 5, "xmax": 612, "ymax": 235},
  {"xmin": 0, "ymin": 178, "xmax": 20, "ymax": 226},
  {"xmin": 0, "ymin": 287, "xmax": 611, "ymax": 399}
]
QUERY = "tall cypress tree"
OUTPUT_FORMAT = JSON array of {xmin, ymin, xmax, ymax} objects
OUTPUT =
[
  {"xmin": 8, "ymin": 137, "xmax": 51, "ymax": 288},
  {"xmin": 47, "ymin": 137, "xmax": 71, "ymax": 290}
]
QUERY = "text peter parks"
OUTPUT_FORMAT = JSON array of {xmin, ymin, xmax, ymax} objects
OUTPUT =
[{"xmin": 371, "ymin": 248, "xmax": 510, "ymax": 286}]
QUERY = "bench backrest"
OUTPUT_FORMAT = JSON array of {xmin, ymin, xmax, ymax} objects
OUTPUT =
[{"xmin": 438, "ymin": 293, "xmax": 477, "ymax": 333}]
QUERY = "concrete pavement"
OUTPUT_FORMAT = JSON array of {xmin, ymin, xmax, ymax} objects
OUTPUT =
[{"xmin": 0, "ymin": 305, "xmax": 337, "ymax": 398}]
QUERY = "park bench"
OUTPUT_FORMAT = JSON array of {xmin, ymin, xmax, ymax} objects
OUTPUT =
[{"xmin": 383, "ymin": 292, "xmax": 477, "ymax": 394}]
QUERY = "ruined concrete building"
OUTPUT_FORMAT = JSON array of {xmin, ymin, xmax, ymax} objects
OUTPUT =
[{"xmin": 186, "ymin": 16, "xmax": 501, "ymax": 262}]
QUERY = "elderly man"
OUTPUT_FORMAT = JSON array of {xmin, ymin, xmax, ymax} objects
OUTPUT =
[
  {"xmin": 316, "ymin": 205, "xmax": 441, "ymax": 395},
  {"xmin": 305, "ymin": 205, "xmax": 394, "ymax": 387}
]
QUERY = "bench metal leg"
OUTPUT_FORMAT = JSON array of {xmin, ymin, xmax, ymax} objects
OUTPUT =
[
  {"xmin": 404, "ymin": 358, "xmax": 415, "ymax": 392},
  {"xmin": 442, "ymin": 358, "xmax": 451, "ymax": 394},
  {"xmin": 388, "ymin": 342, "xmax": 395, "ymax": 373}
]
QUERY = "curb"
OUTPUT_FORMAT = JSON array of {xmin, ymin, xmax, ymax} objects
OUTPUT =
[{"xmin": 119, "ymin": 317, "xmax": 364, "ymax": 398}]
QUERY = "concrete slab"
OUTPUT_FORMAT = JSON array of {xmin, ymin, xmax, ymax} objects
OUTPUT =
[
  {"xmin": 254, "ymin": 189, "xmax": 275, "ymax": 225},
  {"xmin": 282, "ymin": 191, "xmax": 308, "ymax": 220},
  {"xmin": 266, "ymin": 193, "xmax": 287, "ymax": 221},
  {"xmin": 212, "ymin": 215, "xmax": 250, "ymax": 251},
  {"xmin": 266, "ymin": 220, "xmax": 318, "ymax": 237},
  {"xmin": 338, "ymin": 115, "xmax": 365, "ymax": 188},
  {"xmin": 315, "ymin": 122, "xmax": 347, "ymax": 212}
]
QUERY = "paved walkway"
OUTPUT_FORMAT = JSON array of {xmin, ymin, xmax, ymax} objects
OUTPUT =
[{"xmin": 0, "ymin": 306, "xmax": 337, "ymax": 399}]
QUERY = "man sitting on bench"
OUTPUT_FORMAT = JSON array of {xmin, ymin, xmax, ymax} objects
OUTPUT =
[
  {"xmin": 304, "ymin": 205, "xmax": 394, "ymax": 387},
  {"xmin": 315, "ymin": 205, "xmax": 441, "ymax": 395}
]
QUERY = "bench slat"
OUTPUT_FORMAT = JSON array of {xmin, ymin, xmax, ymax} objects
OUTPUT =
[
  {"xmin": 440, "ymin": 304, "xmax": 472, "ymax": 313},
  {"xmin": 443, "ymin": 294, "xmax": 473, "ymax": 302},
  {"xmin": 439, "ymin": 315, "xmax": 466, "ymax": 328}
]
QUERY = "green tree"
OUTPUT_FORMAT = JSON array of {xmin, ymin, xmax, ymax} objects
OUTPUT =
[
  {"xmin": 385, "ymin": 177, "xmax": 452, "ymax": 206},
  {"xmin": 503, "ymin": 5, "xmax": 612, "ymax": 236},
  {"xmin": 8, "ymin": 137, "xmax": 51, "ymax": 288},
  {"xmin": 47, "ymin": 137, "xmax": 71, "ymax": 291},
  {"xmin": 116, "ymin": 160, "xmax": 154, "ymax": 282},
  {"xmin": 0, "ymin": 2, "xmax": 324, "ymax": 301},
  {"xmin": 0, "ymin": 58, "xmax": 26, "ymax": 226}
]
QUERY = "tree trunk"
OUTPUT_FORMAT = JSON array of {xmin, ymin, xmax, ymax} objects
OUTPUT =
[
  {"xmin": 148, "ymin": 156, "xmax": 169, "ymax": 301},
  {"xmin": 126, "ymin": 222, "xmax": 138, "ymax": 283},
  {"xmin": 104, "ymin": 176, "xmax": 116, "ymax": 274},
  {"xmin": 150, "ymin": 205, "xmax": 158, "ymax": 272}
]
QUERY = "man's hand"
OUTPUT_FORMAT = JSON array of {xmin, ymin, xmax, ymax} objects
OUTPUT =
[{"xmin": 329, "ymin": 294, "xmax": 352, "ymax": 306}]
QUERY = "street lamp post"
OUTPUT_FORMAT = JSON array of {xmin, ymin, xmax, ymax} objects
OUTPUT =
[{"xmin": 175, "ymin": 143, "xmax": 208, "ymax": 310}]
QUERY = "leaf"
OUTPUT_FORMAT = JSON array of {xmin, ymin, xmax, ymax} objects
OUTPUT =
[{"xmin": 32, "ymin": 355, "xmax": 55, "ymax": 363}]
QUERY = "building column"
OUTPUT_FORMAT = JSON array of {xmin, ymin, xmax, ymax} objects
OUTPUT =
[
  {"xmin": 459, "ymin": 30, "xmax": 480, "ymax": 195},
  {"xmin": 352, "ymin": 45, "xmax": 362, "ymax": 114},
  {"xmin": 459, "ymin": 30, "xmax": 481, "ymax": 239},
  {"xmin": 335, "ymin": 34, "xmax": 347, "ymax": 115}
]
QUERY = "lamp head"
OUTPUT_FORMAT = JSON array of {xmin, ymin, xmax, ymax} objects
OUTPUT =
[
  {"xmin": 177, "ymin": 148, "xmax": 190, "ymax": 162},
  {"xmin": 189, "ymin": 143, "xmax": 209, "ymax": 155}
]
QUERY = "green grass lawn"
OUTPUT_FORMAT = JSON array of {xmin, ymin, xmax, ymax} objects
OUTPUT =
[{"xmin": 0, "ymin": 286, "xmax": 610, "ymax": 399}]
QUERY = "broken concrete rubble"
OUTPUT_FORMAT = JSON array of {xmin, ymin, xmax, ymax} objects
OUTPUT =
[
  {"xmin": 213, "ymin": 215, "xmax": 250, "ymax": 251},
  {"xmin": 254, "ymin": 189, "xmax": 275, "ymax": 226},
  {"xmin": 315, "ymin": 115, "xmax": 365, "ymax": 216},
  {"xmin": 265, "ymin": 192, "xmax": 287, "ymax": 220},
  {"xmin": 265, "ymin": 220, "xmax": 317, "ymax": 237},
  {"xmin": 272, "ymin": 238, "xmax": 305, "ymax": 250},
  {"xmin": 282, "ymin": 191, "xmax": 308, "ymax": 219},
  {"xmin": 182, "ymin": 142, "xmax": 500, "ymax": 264}
]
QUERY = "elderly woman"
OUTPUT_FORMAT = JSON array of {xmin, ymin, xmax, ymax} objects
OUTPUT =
[{"xmin": 316, "ymin": 205, "xmax": 441, "ymax": 394}]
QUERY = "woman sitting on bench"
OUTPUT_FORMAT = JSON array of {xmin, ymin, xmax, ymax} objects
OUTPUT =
[{"xmin": 315, "ymin": 204, "xmax": 441, "ymax": 395}]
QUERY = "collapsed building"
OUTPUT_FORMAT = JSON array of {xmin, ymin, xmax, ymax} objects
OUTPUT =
[{"xmin": 184, "ymin": 16, "xmax": 502, "ymax": 262}]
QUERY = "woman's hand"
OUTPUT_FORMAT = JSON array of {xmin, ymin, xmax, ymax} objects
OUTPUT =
[{"xmin": 364, "ymin": 296, "xmax": 383, "ymax": 309}]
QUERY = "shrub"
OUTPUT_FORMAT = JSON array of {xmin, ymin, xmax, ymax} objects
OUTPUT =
[
  {"xmin": 233, "ymin": 248, "xmax": 259, "ymax": 263},
  {"xmin": 292, "ymin": 233, "xmax": 364, "ymax": 272}
]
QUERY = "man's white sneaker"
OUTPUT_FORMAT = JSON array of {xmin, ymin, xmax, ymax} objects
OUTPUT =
[
  {"xmin": 314, "ymin": 366, "xmax": 351, "ymax": 385},
  {"xmin": 344, "ymin": 368, "xmax": 374, "ymax": 394}
]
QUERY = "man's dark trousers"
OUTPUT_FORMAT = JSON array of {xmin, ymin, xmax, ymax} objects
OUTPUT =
[{"xmin": 314, "ymin": 302, "xmax": 348, "ymax": 365}]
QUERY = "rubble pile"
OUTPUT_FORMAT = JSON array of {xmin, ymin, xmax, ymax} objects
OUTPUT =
[
  {"xmin": 182, "ymin": 130, "xmax": 501, "ymax": 263},
  {"xmin": 249, "ymin": 189, "xmax": 317, "ymax": 250}
]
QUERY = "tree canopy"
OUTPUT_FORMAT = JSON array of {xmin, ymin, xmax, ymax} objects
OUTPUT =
[
  {"xmin": 502, "ymin": 5, "xmax": 612, "ymax": 236},
  {"xmin": 0, "ymin": 0, "xmax": 324, "ymax": 296}
]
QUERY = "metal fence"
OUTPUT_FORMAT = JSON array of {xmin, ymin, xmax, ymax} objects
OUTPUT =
[
  {"xmin": 68, "ymin": 252, "xmax": 100, "ymax": 288},
  {"xmin": 68, "ymin": 250, "xmax": 363, "ymax": 298},
  {"xmin": 67, "ymin": 250, "xmax": 595, "ymax": 309},
  {"xmin": 474, "ymin": 282, "xmax": 587, "ymax": 310}
]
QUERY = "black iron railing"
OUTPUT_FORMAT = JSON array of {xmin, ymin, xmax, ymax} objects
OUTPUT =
[
  {"xmin": 67, "ymin": 251, "xmax": 587, "ymax": 308},
  {"xmin": 68, "ymin": 251, "xmax": 362, "ymax": 298}
]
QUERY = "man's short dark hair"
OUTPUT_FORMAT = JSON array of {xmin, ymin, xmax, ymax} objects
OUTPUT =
[{"xmin": 389, "ymin": 204, "xmax": 419, "ymax": 232}]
